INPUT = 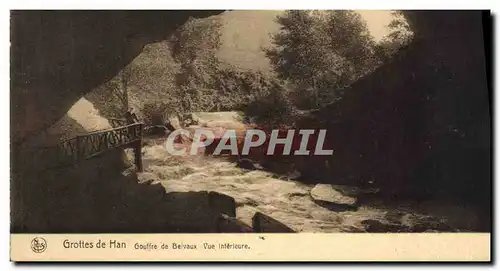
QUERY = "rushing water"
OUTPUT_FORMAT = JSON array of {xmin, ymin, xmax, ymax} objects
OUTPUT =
[{"xmin": 135, "ymin": 140, "xmax": 481, "ymax": 232}]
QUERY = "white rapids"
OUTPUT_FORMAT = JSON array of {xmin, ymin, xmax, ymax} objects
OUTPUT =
[{"xmin": 134, "ymin": 140, "xmax": 481, "ymax": 232}]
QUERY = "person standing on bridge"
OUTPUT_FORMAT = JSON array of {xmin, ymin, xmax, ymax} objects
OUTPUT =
[{"xmin": 124, "ymin": 108, "xmax": 142, "ymax": 140}]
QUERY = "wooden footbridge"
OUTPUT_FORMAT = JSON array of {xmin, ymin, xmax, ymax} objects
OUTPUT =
[{"xmin": 18, "ymin": 120, "xmax": 144, "ymax": 173}]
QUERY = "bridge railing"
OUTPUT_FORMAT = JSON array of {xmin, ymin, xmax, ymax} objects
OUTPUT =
[
  {"xmin": 15, "ymin": 123, "xmax": 144, "ymax": 172},
  {"xmin": 108, "ymin": 118, "xmax": 129, "ymax": 128},
  {"xmin": 77, "ymin": 123, "xmax": 143, "ymax": 159}
]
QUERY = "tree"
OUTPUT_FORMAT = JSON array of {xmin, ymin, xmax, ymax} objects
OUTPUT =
[
  {"xmin": 86, "ymin": 42, "xmax": 179, "ymax": 120},
  {"xmin": 243, "ymin": 80, "xmax": 297, "ymax": 127},
  {"xmin": 323, "ymin": 11, "xmax": 379, "ymax": 76},
  {"xmin": 87, "ymin": 17, "xmax": 224, "ymax": 122},
  {"xmin": 168, "ymin": 16, "xmax": 289, "ymax": 116},
  {"xmin": 264, "ymin": 11, "xmax": 325, "ymax": 108},
  {"xmin": 265, "ymin": 10, "xmax": 378, "ymax": 109},
  {"xmin": 374, "ymin": 11, "xmax": 414, "ymax": 62},
  {"xmin": 127, "ymin": 42, "xmax": 179, "ymax": 117},
  {"xmin": 169, "ymin": 16, "xmax": 223, "ymax": 113},
  {"xmin": 117, "ymin": 68, "xmax": 130, "ymax": 111},
  {"xmin": 85, "ymin": 66, "xmax": 132, "ymax": 119}
]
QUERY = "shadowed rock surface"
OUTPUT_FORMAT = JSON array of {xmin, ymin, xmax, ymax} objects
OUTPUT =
[
  {"xmin": 297, "ymin": 11, "xmax": 491, "ymax": 230},
  {"xmin": 252, "ymin": 212, "xmax": 295, "ymax": 233},
  {"xmin": 11, "ymin": 10, "xmax": 225, "ymax": 233},
  {"xmin": 310, "ymin": 184, "xmax": 358, "ymax": 206},
  {"xmin": 11, "ymin": 10, "xmax": 224, "ymax": 144}
]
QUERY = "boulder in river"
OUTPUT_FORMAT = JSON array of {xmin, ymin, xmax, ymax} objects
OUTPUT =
[
  {"xmin": 361, "ymin": 219, "xmax": 411, "ymax": 233},
  {"xmin": 252, "ymin": 212, "xmax": 295, "ymax": 233},
  {"xmin": 137, "ymin": 171, "xmax": 159, "ymax": 185},
  {"xmin": 162, "ymin": 191, "xmax": 237, "ymax": 232},
  {"xmin": 167, "ymin": 115, "xmax": 182, "ymax": 130},
  {"xmin": 236, "ymin": 158, "xmax": 264, "ymax": 170},
  {"xmin": 208, "ymin": 191, "xmax": 236, "ymax": 218},
  {"xmin": 310, "ymin": 184, "xmax": 358, "ymax": 206},
  {"xmin": 216, "ymin": 214, "xmax": 254, "ymax": 233}
]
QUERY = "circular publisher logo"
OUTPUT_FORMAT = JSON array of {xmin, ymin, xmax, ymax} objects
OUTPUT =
[{"xmin": 31, "ymin": 237, "xmax": 47, "ymax": 253}]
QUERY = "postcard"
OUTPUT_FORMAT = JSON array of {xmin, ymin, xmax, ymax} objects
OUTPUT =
[{"xmin": 10, "ymin": 9, "xmax": 492, "ymax": 262}]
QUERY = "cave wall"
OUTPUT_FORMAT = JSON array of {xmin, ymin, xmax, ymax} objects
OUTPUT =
[
  {"xmin": 10, "ymin": 10, "xmax": 224, "ymax": 232},
  {"xmin": 11, "ymin": 10, "xmax": 224, "ymax": 145},
  {"xmin": 307, "ymin": 11, "xmax": 490, "ymax": 210}
]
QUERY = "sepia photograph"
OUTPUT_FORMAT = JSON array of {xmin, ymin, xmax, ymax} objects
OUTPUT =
[{"xmin": 9, "ymin": 8, "xmax": 492, "ymax": 261}]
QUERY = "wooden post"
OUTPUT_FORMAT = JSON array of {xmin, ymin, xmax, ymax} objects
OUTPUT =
[
  {"xmin": 75, "ymin": 136, "xmax": 82, "ymax": 162},
  {"xmin": 138, "ymin": 122, "xmax": 144, "ymax": 138},
  {"xmin": 133, "ymin": 140, "xmax": 143, "ymax": 172},
  {"xmin": 104, "ymin": 132, "xmax": 109, "ymax": 151},
  {"xmin": 134, "ymin": 123, "xmax": 144, "ymax": 172}
]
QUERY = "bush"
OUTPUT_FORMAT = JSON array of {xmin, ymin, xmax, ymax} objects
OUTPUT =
[
  {"xmin": 140, "ymin": 101, "xmax": 172, "ymax": 126},
  {"xmin": 242, "ymin": 83, "xmax": 298, "ymax": 127}
]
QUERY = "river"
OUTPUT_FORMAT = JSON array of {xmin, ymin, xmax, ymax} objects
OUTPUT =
[{"xmin": 135, "ymin": 139, "xmax": 482, "ymax": 232}]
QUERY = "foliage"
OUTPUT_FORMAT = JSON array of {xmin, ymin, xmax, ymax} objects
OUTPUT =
[
  {"xmin": 86, "ymin": 42, "xmax": 179, "ymax": 120},
  {"xmin": 211, "ymin": 66, "xmax": 283, "ymax": 110},
  {"xmin": 89, "ymin": 15, "xmax": 289, "ymax": 124},
  {"xmin": 242, "ymin": 82, "xmax": 298, "ymax": 127},
  {"xmin": 85, "ymin": 73, "xmax": 128, "ymax": 119},
  {"xmin": 169, "ymin": 16, "xmax": 223, "ymax": 113},
  {"xmin": 169, "ymin": 16, "xmax": 290, "ymax": 118},
  {"xmin": 265, "ymin": 10, "xmax": 379, "ymax": 108},
  {"xmin": 170, "ymin": 16, "xmax": 222, "ymax": 66},
  {"xmin": 89, "ymin": 11, "xmax": 389, "ymax": 128},
  {"xmin": 140, "ymin": 101, "xmax": 172, "ymax": 126},
  {"xmin": 374, "ymin": 11, "xmax": 414, "ymax": 62}
]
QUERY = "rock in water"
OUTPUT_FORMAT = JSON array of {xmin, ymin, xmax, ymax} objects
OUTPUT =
[
  {"xmin": 167, "ymin": 115, "xmax": 182, "ymax": 130},
  {"xmin": 236, "ymin": 158, "xmax": 263, "ymax": 170},
  {"xmin": 287, "ymin": 169, "xmax": 302, "ymax": 180},
  {"xmin": 361, "ymin": 219, "xmax": 411, "ymax": 233},
  {"xmin": 310, "ymin": 184, "xmax": 357, "ymax": 206},
  {"xmin": 162, "ymin": 191, "xmax": 237, "ymax": 233},
  {"xmin": 208, "ymin": 191, "xmax": 236, "ymax": 218},
  {"xmin": 216, "ymin": 214, "xmax": 254, "ymax": 233},
  {"xmin": 252, "ymin": 212, "xmax": 295, "ymax": 233},
  {"xmin": 137, "ymin": 172, "xmax": 158, "ymax": 185}
]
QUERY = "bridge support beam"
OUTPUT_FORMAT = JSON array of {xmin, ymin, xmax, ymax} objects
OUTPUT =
[{"xmin": 133, "ymin": 140, "xmax": 143, "ymax": 172}]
